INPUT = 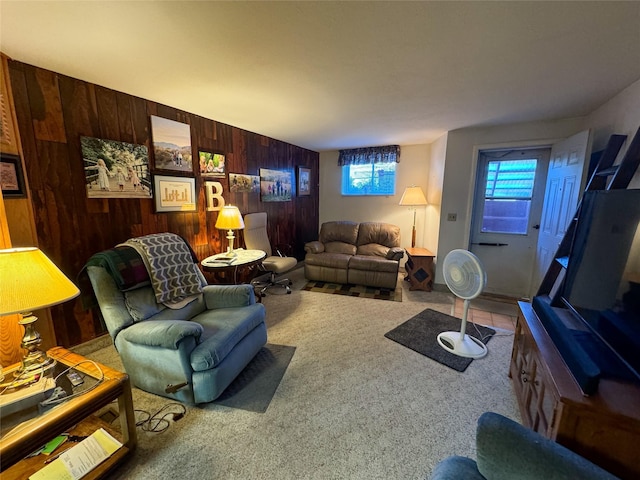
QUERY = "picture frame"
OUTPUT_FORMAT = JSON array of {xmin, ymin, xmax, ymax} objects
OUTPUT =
[
  {"xmin": 150, "ymin": 116, "xmax": 193, "ymax": 174},
  {"xmin": 0, "ymin": 153, "xmax": 26, "ymax": 197},
  {"xmin": 297, "ymin": 166, "xmax": 311, "ymax": 196},
  {"xmin": 229, "ymin": 173, "xmax": 260, "ymax": 193},
  {"xmin": 81, "ymin": 136, "xmax": 151, "ymax": 199},
  {"xmin": 153, "ymin": 175, "xmax": 197, "ymax": 212},
  {"xmin": 260, "ymin": 168, "xmax": 292, "ymax": 202},
  {"xmin": 198, "ymin": 150, "xmax": 226, "ymax": 177}
]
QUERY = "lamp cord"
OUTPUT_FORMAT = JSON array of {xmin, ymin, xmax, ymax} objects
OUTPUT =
[{"xmin": 135, "ymin": 403, "xmax": 186, "ymax": 433}]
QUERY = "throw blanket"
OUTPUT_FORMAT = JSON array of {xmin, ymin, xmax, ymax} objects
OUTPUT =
[
  {"xmin": 79, "ymin": 245, "xmax": 150, "ymax": 309},
  {"xmin": 123, "ymin": 233, "xmax": 203, "ymax": 307}
]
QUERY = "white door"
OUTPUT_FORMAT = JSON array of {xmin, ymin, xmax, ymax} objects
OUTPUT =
[
  {"xmin": 470, "ymin": 148, "xmax": 550, "ymax": 298},
  {"xmin": 531, "ymin": 130, "xmax": 591, "ymax": 296}
]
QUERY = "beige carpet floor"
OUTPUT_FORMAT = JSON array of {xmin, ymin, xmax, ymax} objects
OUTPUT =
[{"xmin": 83, "ymin": 267, "xmax": 520, "ymax": 479}]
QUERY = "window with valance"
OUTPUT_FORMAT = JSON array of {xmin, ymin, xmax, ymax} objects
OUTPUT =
[
  {"xmin": 337, "ymin": 145, "xmax": 401, "ymax": 166},
  {"xmin": 339, "ymin": 145, "xmax": 400, "ymax": 196}
]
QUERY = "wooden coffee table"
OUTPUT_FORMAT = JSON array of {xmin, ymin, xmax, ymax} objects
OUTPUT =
[{"xmin": 0, "ymin": 347, "xmax": 136, "ymax": 478}]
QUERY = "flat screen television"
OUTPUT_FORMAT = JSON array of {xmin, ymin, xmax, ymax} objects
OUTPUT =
[{"xmin": 560, "ymin": 189, "xmax": 640, "ymax": 386}]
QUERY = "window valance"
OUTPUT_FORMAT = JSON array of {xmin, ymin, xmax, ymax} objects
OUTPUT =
[{"xmin": 338, "ymin": 145, "xmax": 400, "ymax": 166}]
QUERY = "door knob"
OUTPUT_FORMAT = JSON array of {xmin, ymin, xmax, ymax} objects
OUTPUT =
[{"xmin": 532, "ymin": 224, "xmax": 540, "ymax": 230}]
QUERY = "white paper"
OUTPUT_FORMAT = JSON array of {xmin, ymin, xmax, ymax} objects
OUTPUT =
[{"xmin": 29, "ymin": 428, "xmax": 122, "ymax": 480}]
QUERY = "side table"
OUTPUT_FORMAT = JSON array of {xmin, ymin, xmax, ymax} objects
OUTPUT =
[
  {"xmin": 201, "ymin": 248, "xmax": 266, "ymax": 285},
  {"xmin": 405, "ymin": 247, "xmax": 435, "ymax": 291},
  {"xmin": 1, "ymin": 347, "xmax": 136, "ymax": 478}
]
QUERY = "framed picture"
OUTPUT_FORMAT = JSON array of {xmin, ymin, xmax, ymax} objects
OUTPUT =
[
  {"xmin": 297, "ymin": 167, "xmax": 311, "ymax": 196},
  {"xmin": 153, "ymin": 175, "xmax": 197, "ymax": 212},
  {"xmin": 229, "ymin": 173, "xmax": 260, "ymax": 193},
  {"xmin": 260, "ymin": 168, "xmax": 292, "ymax": 202},
  {"xmin": 0, "ymin": 153, "xmax": 26, "ymax": 197},
  {"xmin": 150, "ymin": 116, "xmax": 193, "ymax": 174},
  {"xmin": 81, "ymin": 136, "xmax": 151, "ymax": 199},
  {"xmin": 0, "ymin": 75, "xmax": 19, "ymax": 154},
  {"xmin": 198, "ymin": 150, "xmax": 226, "ymax": 177}
]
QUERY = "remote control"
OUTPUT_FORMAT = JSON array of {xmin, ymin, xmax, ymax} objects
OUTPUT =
[{"xmin": 67, "ymin": 371, "xmax": 84, "ymax": 386}]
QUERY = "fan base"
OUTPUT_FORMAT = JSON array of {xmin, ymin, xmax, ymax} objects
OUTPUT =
[{"xmin": 437, "ymin": 332, "xmax": 488, "ymax": 359}]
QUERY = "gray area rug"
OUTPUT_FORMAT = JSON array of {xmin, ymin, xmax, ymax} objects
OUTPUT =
[
  {"xmin": 211, "ymin": 343, "xmax": 296, "ymax": 413},
  {"xmin": 385, "ymin": 308, "xmax": 496, "ymax": 372},
  {"xmin": 80, "ymin": 268, "xmax": 519, "ymax": 479}
]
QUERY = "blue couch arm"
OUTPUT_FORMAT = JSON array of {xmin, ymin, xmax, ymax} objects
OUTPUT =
[
  {"xmin": 430, "ymin": 456, "xmax": 486, "ymax": 480},
  {"xmin": 476, "ymin": 412, "xmax": 618, "ymax": 480},
  {"xmin": 118, "ymin": 320, "xmax": 203, "ymax": 349},
  {"xmin": 429, "ymin": 412, "xmax": 619, "ymax": 480},
  {"xmin": 202, "ymin": 284, "xmax": 256, "ymax": 309}
]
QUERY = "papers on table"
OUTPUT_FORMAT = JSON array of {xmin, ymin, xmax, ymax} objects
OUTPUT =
[
  {"xmin": 29, "ymin": 428, "xmax": 122, "ymax": 480},
  {"xmin": 202, "ymin": 256, "xmax": 236, "ymax": 267}
]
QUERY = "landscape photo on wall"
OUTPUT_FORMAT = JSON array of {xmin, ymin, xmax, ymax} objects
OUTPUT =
[{"xmin": 150, "ymin": 116, "xmax": 193, "ymax": 174}]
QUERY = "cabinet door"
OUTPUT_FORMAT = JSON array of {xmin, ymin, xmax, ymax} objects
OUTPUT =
[
  {"xmin": 510, "ymin": 318, "xmax": 535, "ymax": 426},
  {"xmin": 527, "ymin": 352, "xmax": 559, "ymax": 436}
]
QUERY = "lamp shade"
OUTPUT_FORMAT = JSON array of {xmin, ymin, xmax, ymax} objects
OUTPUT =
[
  {"xmin": 0, "ymin": 247, "xmax": 80, "ymax": 316},
  {"xmin": 215, "ymin": 205, "xmax": 245, "ymax": 230},
  {"xmin": 399, "ymin": 186, "xmax": 428, "ymax": 206}
]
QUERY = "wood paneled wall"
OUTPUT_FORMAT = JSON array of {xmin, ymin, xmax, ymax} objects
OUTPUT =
[{"xmin": 8, "ymin": 60, "xmax": 319, "ymax": 347}]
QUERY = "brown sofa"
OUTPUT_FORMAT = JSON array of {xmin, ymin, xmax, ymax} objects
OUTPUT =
[{"xmin": 304, "ymin": 221, "xmax": 404, "ymax": 290}]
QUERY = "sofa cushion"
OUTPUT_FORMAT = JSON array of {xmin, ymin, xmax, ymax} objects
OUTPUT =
[
  {"xmin": 147, "ymin": 294, "xmax": 207, "ymax": 322},
  {"xmin": 349, "ymin": 254, "xmax": 399, "ymax": 273},
  {"xmin": 319, "ymin": 221, "xmax": 359, "ymax": 245},
  {"xmin": 189, "ymin": 303, "xmax": 266, "ymax": 371},
  {"xmin": 305, "ymin": 252, "xmax": 352, "ymax": 269},
  {"xmin": 356, "ymin": 222, "xmax": 400, "ymax": 248},
  {"xmin": 356, "ymin": 243, "xmax": 389, "ymax": 257},
  {"xmin": 325, "ymin": 241, "xmax": 357, "ymax": 255}
]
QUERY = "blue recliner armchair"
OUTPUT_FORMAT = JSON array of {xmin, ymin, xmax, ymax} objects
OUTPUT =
[
  {"xmin": 86, "ymin": 261, "xmax": 267, "ymax": 405},
  {"xmin": 430, "ymin": 412, "xmax": 618, "ymax": 480}
]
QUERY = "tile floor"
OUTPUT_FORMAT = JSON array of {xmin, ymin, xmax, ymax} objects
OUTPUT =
[{"xmin": 453, "ymin": 296, "xmax": 519, "ymax": 331}]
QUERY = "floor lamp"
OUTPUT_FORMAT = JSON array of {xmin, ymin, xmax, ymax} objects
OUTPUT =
[{"xmin": 399, "ymin": 186, "xmax": 428, "ymax": 248}]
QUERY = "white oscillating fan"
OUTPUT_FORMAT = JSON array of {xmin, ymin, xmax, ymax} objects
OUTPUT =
[{"xmin": 437, "ymin": 249, "xmax": 488, "ymax": 359}]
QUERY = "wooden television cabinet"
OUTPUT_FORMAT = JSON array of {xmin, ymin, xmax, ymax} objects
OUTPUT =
[{"xmin": 510, "ymin": 301, "xmax": 640, "ymax": 479}]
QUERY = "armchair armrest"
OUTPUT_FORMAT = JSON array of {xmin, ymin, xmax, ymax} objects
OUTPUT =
[
  {"xmin": 118, "ymin": 320, "xmax": 203, "ymax": 349},
  {"xmin": 304, "ymin": 241, "xmax": 325, "ymax": 254},
  {"xmin": 430, "ymin": 456, "xmax": 487, "ymax": 480},
  {"xmin": 386, "ymin": 247, "xmax": 405, "ymax": 261},
  {"xmin": 476, "ymin": 412, "xmax": 618, "ymax": 480},
  {"xmin": 202, "ymin": 284, "xmax": 256, "ymax": 309}
]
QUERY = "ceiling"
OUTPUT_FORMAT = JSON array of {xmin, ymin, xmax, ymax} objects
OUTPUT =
[{"xmin": 1, "ymin": 1, "xmax": 639, "ymax": 152}]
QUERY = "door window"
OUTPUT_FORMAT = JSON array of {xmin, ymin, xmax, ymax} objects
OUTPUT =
[{"xmin": 481, "ymin": 159, "xmax": 537, "ymax": 234}]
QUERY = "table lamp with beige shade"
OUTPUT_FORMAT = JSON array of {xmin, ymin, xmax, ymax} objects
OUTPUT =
[
  {"xmin": 0, "ymin": 247, "xmax": 80, "ymax": 377},
  {"xmin": 215, "ymin": 205, "xmax": 245, "ymax": 256}
]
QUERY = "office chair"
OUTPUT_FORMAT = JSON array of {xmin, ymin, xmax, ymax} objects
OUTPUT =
[{"xmin": 243, "ymin": 212, "xmax": 298, "ymax": 295}]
